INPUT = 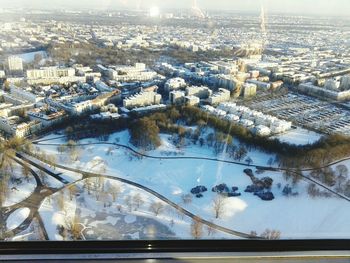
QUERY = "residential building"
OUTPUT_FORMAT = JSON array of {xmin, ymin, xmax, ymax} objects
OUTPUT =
[
  {"xmin": 123, "ymin": 91, "xmax": 162, "ymax": 109},
  {"xmin": 185, "ymin": 86, "xmax": 212, "ymax": 99},
  {"xmin": 169, "ymin": 90, "xmax": 185, "ymax": 104},
  {"xmin": 208, "ymin": 88, "xmax": 230, "ymax": 105},
  {"xmin": 7, "ymin": 56, "xmax": 23, "ymax": 73}
]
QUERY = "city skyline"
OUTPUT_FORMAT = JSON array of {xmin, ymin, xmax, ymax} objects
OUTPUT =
[{"xmin": 0, "ymin": 0, "xmax": 349, "ymax": 16}]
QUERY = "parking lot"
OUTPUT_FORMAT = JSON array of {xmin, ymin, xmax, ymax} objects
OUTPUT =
[{"xmin": 242, "ymin": 93, "xmax": 350, "ymax": 136}]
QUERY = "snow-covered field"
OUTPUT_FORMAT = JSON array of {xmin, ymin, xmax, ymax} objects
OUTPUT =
[
  {"xmin": 35, "ymin": 130, "xmax": 350, "ymax": 239},
  {"xmin": 39, "ymin": 178, "xmax": 230, "ymax": 240},
  {"xmin": 272, "ymin": 127, "xmax": 322, "ymax": 146},
  {"xmin": 3, "ymin": 164, "xmax": 37, "ymax": 207},
  {"xmin": 17, "ymin": 50, "xmax": 47, "ymax": 63},
  {"xmin": 6, "ymin": 208, "xmax": 30, "ymax": 231}
]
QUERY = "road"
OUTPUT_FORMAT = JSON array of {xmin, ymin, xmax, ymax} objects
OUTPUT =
[{"xmin": 32, "ymin": 141, "xmax": 350, "ymax": 202}]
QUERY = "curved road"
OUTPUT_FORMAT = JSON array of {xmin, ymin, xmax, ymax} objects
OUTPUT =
[
  {"xmin": 2, "ymin": 156, "xmax": 65, "ymax": 239},
  {"xmin": 33, "ymin": 135, "xmax": 350, "ymax": 172},
  {"xmin": 33, "ymin": 141, "xmax": 350, "ymax": 202}
]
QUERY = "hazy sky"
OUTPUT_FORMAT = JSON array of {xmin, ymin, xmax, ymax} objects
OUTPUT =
[{"xmin": 0, "ymin": 0, "xmax": 349, "ymax": 16}]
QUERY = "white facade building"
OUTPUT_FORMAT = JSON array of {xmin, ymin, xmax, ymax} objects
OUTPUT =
[
  {"xmin": 26, "ymin": 67, "xmax": 75, "ymax": 79},
  {"xmin": 123, "ymin": 91, "xmax": 162, "ymax": 109},
  {"xmin": 164, "ymin": 77, "xmax": 186, "ymax": 92},
  {"xmin": 208, "ymin": 88, "xmax": 230, "ymax": 105},
  {"xmin": 7, "ymin": 56, "xmax": 23, "ymax": 73},
  {"xmin": 184, "ymin": 95, "xmax": 200, "ymax": 106},
  {"xmin": 217, "ymin": 102, "xmax": 292, "ymax": 135},
  {"xmin": 242, "ymin": 83, "xmax": 257, "ymax": 98},
  {"xmin": 169, "ymin": 90, "xmax": 185, "ymax": 105},
  {"xmin": 10, "ymin": 85, "xmax": 44, "ymax": 103},
  {"xmin": 185, "ymin": 86, "xmax": 212, "ymax": 99}
]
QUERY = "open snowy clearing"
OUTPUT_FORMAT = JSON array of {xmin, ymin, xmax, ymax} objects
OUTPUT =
[
  {"xmin": 6, "ymin": 207, "xmax": 30, "ymax": 231},
  {"xmin": 272, "ymin": 127, "xmax": 322, "ymax": 146},
  {"xmin": 3, "ymin": 164, "xmax": 36, "ymax": 207},
  {"xmin": 35, "ymin": 130, "xmax": 350, "ymax": 239}
]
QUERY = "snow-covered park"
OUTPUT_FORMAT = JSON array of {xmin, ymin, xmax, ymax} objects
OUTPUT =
[
  {"xmin": 272, "ymin": 127, "xmax": 322, "ymax": 146},
  {"xmin": 33, "ymin": 129, "xmax": 350, "ymax": 239},
  {"xmin": 6, "ymin": 208, "xmax": 30, "ymax": 231},
  {"xmin": 2, "ymin": 163, "xmax": 37, "ymax": 207},
  {"xmin": 39, "ymin": 178, "xmax": 230, "ymax": 240}
]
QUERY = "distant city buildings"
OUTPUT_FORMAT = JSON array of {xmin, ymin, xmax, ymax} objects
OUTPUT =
[{"xmin": 0, "ymin": 10, "xmax": 349, "ymax": 139}]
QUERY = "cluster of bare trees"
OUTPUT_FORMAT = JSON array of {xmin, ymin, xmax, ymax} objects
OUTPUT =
[
  {"xmin": 149, "ymin": 201, "xmax": 164, "ymax": 216},
  {"xmin": 0, "ymin": 137, "xmax": 32, "ymax": 202},
  {"xmin": 308, "ymin": 164, "xmax": 350, "ymax": 196},
  {"xmin": 83, "ymin": 177, "xmax": 122, "ymax": 207},
  {"xmin": 190, "ymin": 218, "xmax": 216, "ymax": 239},
  {"xmin": 250, "ymin": 229, "xmax": 281, "ymax": 239},
  {"xmin": 57, "ymin": 213, "xmax": 87, "ymax": 241},
  {"xmin": 57, "ymin": 140, "xmax": 82, "ymax": 163}
]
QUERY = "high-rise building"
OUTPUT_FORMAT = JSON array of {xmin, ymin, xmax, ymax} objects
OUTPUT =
[{"xmin": 7, "ymin": 56, "xmax": 23, "ymax": 74}]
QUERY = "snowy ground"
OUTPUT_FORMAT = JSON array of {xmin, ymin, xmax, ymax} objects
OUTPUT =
[
  {"xmin": 6, "ymin": 208, "xmax": 30, "ymax": 231},
  {"xmin": 39, "ymin": 178, "xmax": 229, "ymax": 240},
  {"xmin": 272, "ymin": 127, "xmax": 322, "ymax": 146},
  {"xmin": 35, "ymin": 130, "xmax": 350, "ymax": 239},
  {"xmin": 3, "ymin": 164, "xmax": 36, "ymax": 207},
  {"xmin": 16, "ymin": 50, "xmax": 47, "ymax": 63},
  {"xmin": 9, "ymin": 218, "xmax": 45, "ymax": 241}
]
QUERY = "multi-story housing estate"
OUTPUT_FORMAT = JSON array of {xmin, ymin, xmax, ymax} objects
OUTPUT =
[
  {"xmin": 208, "ymin": 88, "xmax": 230, "ymax": 105},
  {"xmin": 123, "ymin": 91, "xmax": 162, "ymax": 109},
  {"xmin": 7, "ymin": 56, "xmax": 23, "ymax": 74}
]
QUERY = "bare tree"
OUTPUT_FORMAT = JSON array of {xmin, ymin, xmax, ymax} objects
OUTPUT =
[
  {"xmin": 132, "ymin": 193, "xmax": 144, "ymax": 210},
  {"xmin": 38, "ymin": 169, "xmax": 47, "ymax": 185},
  {"xmin": 212, "ymin": 195, "xmax": 226, "ymax": 219},
  {"xmin": 57, "ymin": 191, "xmax": 65, "ymax": 211},
  {"xmin": 261, "ymin": 229, "xmax": 281, "ymax": 240},
  {"xmin": 47, "ymin": 154, "xmax": 57, "ymax": 169},
  {"xmin": 206, "ymin": 222, "xmax": 216, "ymax": 237},
  {"xmin": 124, "ymin": 196, "xmax": 133, "ymax": 212},
  {"xmin": 100, "ymin": 191, "xmax": 111, "ymax": 207},
  {"xmin": 181, "ymin": 194, "xmax": 192, "ymax": 204},
  {"xmin": 250, "ymin": 231, "xmax": 258, "ymax": 237},
  {"xmin": 21, "ymin": 165, "xmax": 31, "ymax": 182},
  {"xmin": 69, "ymin": 147, "xmax": 81, "ymax": 162},
  {"xmin": 267, "ymin": 157, "xmax": 274, "ymax": 167},
  {"xmin": 0, "ymin": 177, "xmax": 8, "ymax": 207},
  {"xmin": 64, "ymin": 214, "xmax": 83, "ymax": 240},
  {"xmin": 92, "ymin": 176, "xmax": 104, "ymax": 201},
  {"xmin": 149, "ymin": 202, "xmax": 164, "ymax": 216},
  {"xmin": 336, "ymin": 165, "xmax": 349, "ymax": 178},
  {"xmin": 57, "ymin": 144, "xmax": 66, "ymax": 155},
  {"xmin": 106, "ymin": 147, "xmax": 114, "ymax": 156},
  {"xmin": 84, "ymin": 178, "xmax": 93, "ymax": 195},
  {"xmin": 190, "ymin": 218, "xmax": 203, "ymax": 239},
  {"xmin": 245, "ymin": 157, "xmax": 253, "ymax": 165},
  {"xmin": 68, "ymin": 185, "xmax": 79, "ymax": 201},
  {"xmin": 106, "ymin": 183, "xmax": 121, "ymax": 202}
]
